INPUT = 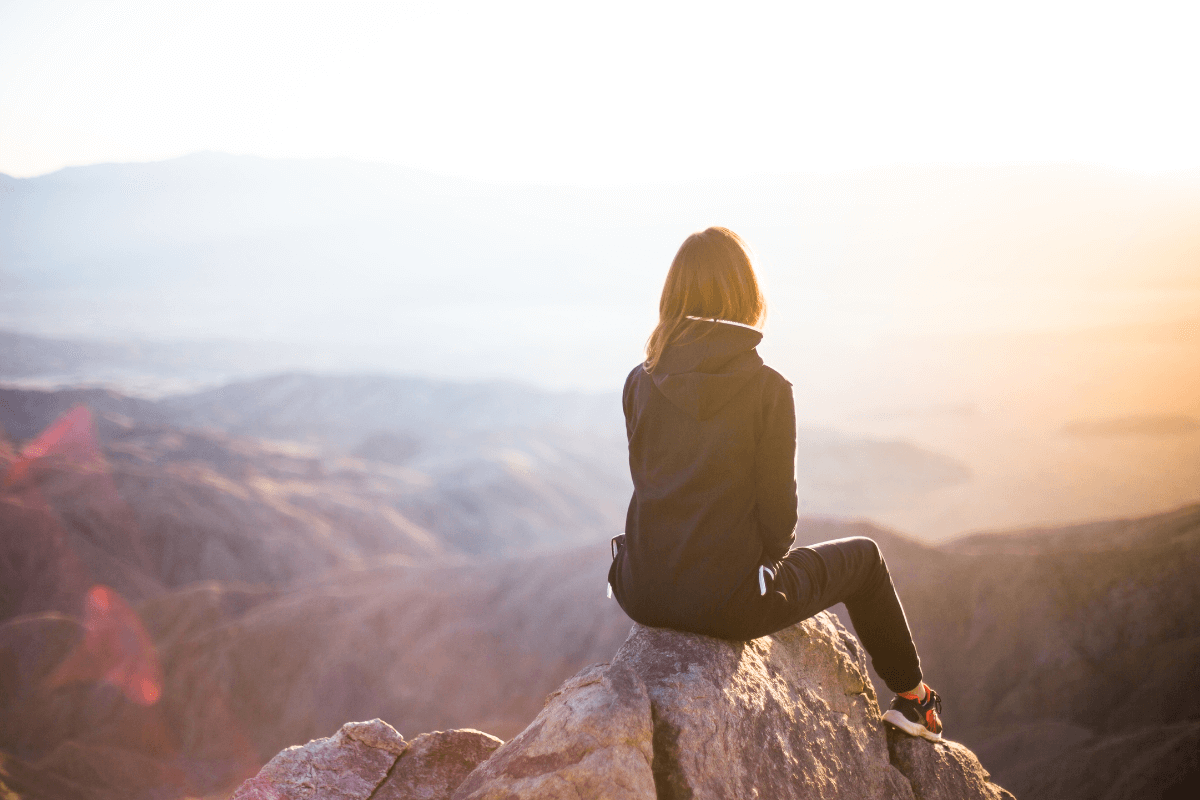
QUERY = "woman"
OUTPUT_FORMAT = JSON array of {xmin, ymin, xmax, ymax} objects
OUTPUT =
[{"xmin": 608, "ymin": 226, "xmax": 944, "ymax": 741}]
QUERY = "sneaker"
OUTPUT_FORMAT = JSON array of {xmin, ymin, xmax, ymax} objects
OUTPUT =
[{"xmin": 882, "ymin": 684, "xmax": 943, "ymax": 741}]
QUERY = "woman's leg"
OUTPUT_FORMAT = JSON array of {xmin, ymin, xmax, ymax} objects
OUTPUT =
[{"xmin": 772, "ymin": 536, "xmax": 923, "ymax": 693}]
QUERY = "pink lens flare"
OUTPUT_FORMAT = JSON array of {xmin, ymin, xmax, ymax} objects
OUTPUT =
[
  {"xmin": 5, "ymin": 405, "xmax": 104, "ymax": 486},
  {"xmin": 48, "ymin": 584, "xmax": 165, "ymax": 707}
]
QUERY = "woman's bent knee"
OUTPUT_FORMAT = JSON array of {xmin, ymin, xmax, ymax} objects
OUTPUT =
[{"xmin": 839, "ymin": 536, "xmax": 884, "ymax": 565}]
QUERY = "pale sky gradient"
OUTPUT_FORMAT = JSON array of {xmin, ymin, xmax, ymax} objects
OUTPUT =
[{"xmin": 2, "ymin": 0, "xmax": 1199, "ymax": 182}]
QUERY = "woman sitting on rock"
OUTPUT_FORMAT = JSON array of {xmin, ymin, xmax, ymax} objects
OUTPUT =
[{"xmin": 608, "ymin": 226, "xmax": 944, "ymax": 741}]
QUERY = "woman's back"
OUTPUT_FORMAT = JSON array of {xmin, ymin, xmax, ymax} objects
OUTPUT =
[{"xmin": 612, "ymin": 318, "xmax": 798, "ymax": 633}]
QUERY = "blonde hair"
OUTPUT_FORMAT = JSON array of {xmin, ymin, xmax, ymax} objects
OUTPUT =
[{"xmin": 644, "ymin": 227, "xmax": 766, "ymax": 371}]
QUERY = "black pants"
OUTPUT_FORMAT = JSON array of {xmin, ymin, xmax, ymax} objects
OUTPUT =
[{"xmin": 714, "ymin": 536, "xmax": 923, "ymax": 694}]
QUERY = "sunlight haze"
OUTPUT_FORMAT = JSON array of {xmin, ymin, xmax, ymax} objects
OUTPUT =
[
  {"xmin": 2, "ymin": 0, "xmax": 1199, "ymax": 182},
  {"xmin": 2, "ymin": 1, "xmax": 1199, "ymax": 538},
  {"xmin": 4, "ymin": 5, "xmax": 1200, "ymax": 798}
]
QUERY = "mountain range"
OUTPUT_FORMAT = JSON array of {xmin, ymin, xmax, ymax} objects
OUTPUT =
[
  {"xmin": 2, "ymin": 153, "xmax": 1198, "ymax": 797},
  {"xmin": 4, "ymin": 154, "xmax": 1199, "ymax": 537},
  {"xmin": 1, "ymin": 382, "xmax": 1197, "ymax": 799}
]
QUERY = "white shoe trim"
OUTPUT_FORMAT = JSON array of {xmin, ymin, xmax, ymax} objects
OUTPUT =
[{"xmin": 883, "ymin": 709, "xmax": 943, "ymax": 742}]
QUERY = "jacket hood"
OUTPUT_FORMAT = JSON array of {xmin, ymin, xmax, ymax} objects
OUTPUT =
[{"xmin": 649, "ymin": 320, "xmax": 764, "ymax": 420}]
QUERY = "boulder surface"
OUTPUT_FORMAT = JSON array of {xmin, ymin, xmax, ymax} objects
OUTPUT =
[
  {"xmin": 230, "ymin": 719, "xmax": 501, "ymax": 800},
  {"xmin": 234, "ymin": 613, "xmax": 1013, "ymax": 800},
  {"xmin": 454, "ymin": 612, "xmax": 1012, "ymax": 800}
]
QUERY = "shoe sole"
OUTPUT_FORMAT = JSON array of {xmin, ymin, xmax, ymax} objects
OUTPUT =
[{"xmin": 882, "ymin": 709, "xmax": 943, "ymax": 742}]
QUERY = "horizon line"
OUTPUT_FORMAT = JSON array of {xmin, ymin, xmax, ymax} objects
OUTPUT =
[{"xmin": 5, "ymin": 150, "xmax": 1200, "ymax": 188}]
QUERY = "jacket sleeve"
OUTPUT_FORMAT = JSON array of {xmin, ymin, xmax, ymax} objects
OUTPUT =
[
  {"xmin": 755, "ymin": 377, "xmax": 798, "ymax": 562},
  {"xmin": 622, "ymin": 367, "xmax": 636, "ymax": 441}
]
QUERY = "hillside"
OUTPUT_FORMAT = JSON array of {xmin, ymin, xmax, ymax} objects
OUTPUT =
[
  {"xmin": 0, "ymin": 381, "xmax": 631, "ymax": 563},
  {"xmin": 4, "ymin": 495, "xmax": 1197, "ymax": 798},
  {"xmin": 1, "ymin": 383, "xmax": 1197, "ymax": 798},
  {"xmin": 0, "ymin": 379, "xmax": 974, "ymax": 556},
  {"xmin": 813, "ymin": 509, "xmax": 1200, "ymax": 799}
]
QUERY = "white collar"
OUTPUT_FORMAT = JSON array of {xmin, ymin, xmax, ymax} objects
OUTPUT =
[{"xmin": 684, "ymin": 316, "xmax": 758, "ymax": 330}]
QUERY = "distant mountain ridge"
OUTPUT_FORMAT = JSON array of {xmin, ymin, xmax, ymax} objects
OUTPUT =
[
  {"xmin": 163, "ymin": 371, "xmax": 622, "ymax": 442},
  {"xmin": 0, "ymin": 382, "xmax": 630, "ymax": 566},
  {"xmin": 0, "ymin": 377, "xmax": 972, "ymax": 547},
  {"xmin": 4, "ymin": 152, "xmax": 1199, "ymax": 390},
  {"xmin": 5, "ymin": 149, "xmax": 1199, "ymax": 538}
]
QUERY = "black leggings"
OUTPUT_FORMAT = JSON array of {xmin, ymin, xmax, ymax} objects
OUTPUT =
[{"xmin": 715, "ymin": 536, "xmax": 923, "ymax": 694}]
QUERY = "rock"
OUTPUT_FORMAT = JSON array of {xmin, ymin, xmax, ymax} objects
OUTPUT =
[
  {"xmin": 455, "ymin": 612, "xmax": 1010, "ymax": 800},
  {"xmin": 376, "ymin": 729, "xmax": 504, "ymax": 800},
  {"xmin": 887, "ymin": 728, "xmax": 1016, "ymax": 800},
  {"xmin": 231, "ymin": 719, "xmax": 406, "ymax": 800},
  {"xmin": 232, "ymin": 614, "xmax": 1013, "ymax": 800},
  {"xmin": 625, "ymin": 616, "xmax": 911, "ymax": 800},
  {"xmin": 230, "ymin": 720, "xmax": 502, "ymax": 800},
  {"xmin": 451, "ymin": 662, "xmax": 657, "ymax": 799}
]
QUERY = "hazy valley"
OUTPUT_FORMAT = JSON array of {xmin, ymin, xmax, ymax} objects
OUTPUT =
[
  {"xmin": 2, "ymin": 155, "xmax": 1199, "ymax": 799},
  {"xmin": 1, "ymin": 380, "xmax": 1198, "ymax": 799},
  {"xmin": 4, "ymin": 155, "xmax": 1200, "ymax": 537}
]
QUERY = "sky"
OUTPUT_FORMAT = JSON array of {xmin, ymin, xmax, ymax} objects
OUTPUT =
[{"xmin": 2, "ymin": 0, "xmax": 1200, "ymax": 183}]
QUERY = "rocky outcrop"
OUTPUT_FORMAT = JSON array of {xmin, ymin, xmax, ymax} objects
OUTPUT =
[
  {"xmin": 376, "ymin": 729, "xmax": 507, "ymax": 800},
  {"xmin": 455, "ymin": 614, "xmax": 1010, "ymax": 800},
  {"xmin": 230, "ymin": 719, "xmax": 502, "ymax": 800},
  {"xmin": 232, "ymin": 720, "xmax": 408, "ymax": 800},
  {"xmin": 236, "ymin": 613, "xmax": 1011, "ymax": 800},
  {"xmin": 452, "ymin": 661, "xmax": 656, "ymax": 800},
  {"xmin": 887, "ymin": 729, "xmax": 1013, "ymax": 800}
]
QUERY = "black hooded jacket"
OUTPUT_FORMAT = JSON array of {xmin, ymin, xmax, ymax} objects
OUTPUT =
[{"xmin": 610, "ymin": 319, "xmax": 798, "ymax": 635}]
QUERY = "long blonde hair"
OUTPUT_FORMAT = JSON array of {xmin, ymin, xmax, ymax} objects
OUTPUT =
[{"xmin": 644, "ymin": 227, "xmax": 766, "ymax": 371}]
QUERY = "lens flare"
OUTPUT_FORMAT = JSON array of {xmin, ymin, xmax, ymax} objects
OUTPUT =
[{"xmin": 47, "ymin": 584, "xmax": 164, "ymax": 706}]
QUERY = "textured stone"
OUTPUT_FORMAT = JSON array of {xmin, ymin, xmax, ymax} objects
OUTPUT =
[
  {"xmin": 887, "ymin": 728, "xmax": 1016, "ymax": 800},
  {"xmin": 452, "ymin": 661, "xmax": 657, "ymax": 800},
  {"xmin": 377, "ymin": 729, "xmax": 504, "ymax": 800},
  {"xmin": 234, "ymin": 614, "xmax": 1014, "ymax": 800},
  {"xmin": 614, "ymin": 614, "xmax": 914, "ymax": 800},
  {"xmin": 230, "ymin": 718, "xmax": 407, "ymax": 800},
  {"xmin": 454, "ymin": 612, "xmax": 1012, "ymax": 800}
]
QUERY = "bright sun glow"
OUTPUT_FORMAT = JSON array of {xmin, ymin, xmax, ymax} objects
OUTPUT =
[{"xmin": 2, "ymin": 0, "xmax": 1199, "ymax": 182}]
